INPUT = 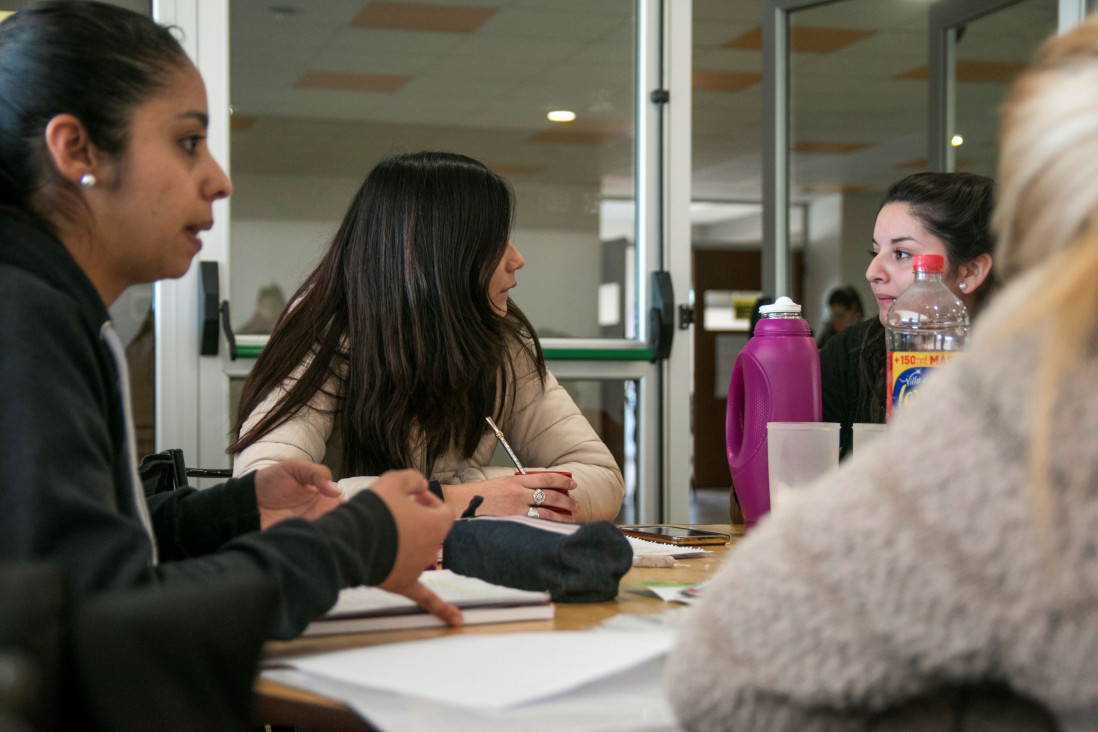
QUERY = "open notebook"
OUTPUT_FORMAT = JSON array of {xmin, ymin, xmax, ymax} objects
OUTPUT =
[{"xmin": 304, "ymin": 570, "xmax": 553, "ymax": 636}]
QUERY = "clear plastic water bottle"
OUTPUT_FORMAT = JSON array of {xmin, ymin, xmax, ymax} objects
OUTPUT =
[{"xmin": 885, "ymin": 254, "xmax": 968, "ymax": 420}]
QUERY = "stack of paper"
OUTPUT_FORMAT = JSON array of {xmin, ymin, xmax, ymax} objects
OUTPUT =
[
  {"xmin": 263, "ymin": 629, "xmax": 678, "ymax": 730},
  {"xmin": 304, "ymin": 570, "xmax": 552, "ymax": 636}
]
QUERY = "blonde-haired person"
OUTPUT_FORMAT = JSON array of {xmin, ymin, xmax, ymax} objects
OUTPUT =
[{"xmin": 667, "ymin": 17, "xmax": 1098, "ymax": 730}]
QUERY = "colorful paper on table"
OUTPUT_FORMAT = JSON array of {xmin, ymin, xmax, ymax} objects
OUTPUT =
[{"xmin": 633, "ymin": 580, "xmax": 709, "ymax": 604}]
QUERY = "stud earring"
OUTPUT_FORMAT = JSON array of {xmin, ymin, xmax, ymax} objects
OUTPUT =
[
  {"xmin": 79, "ymin": 173, "xmax": 96, "ymax": 187},
  {"xmin": 959, "ymin": 282, "xmax": 967, "ymax": 291}
]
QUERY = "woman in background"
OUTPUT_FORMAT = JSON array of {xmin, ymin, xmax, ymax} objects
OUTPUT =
[
  {"xmin": 0, "ymin": 1, "xmax": 457, "ymax": 641},
  {"xmin": 231, "ymin": 151, "xmax": 624, "ymax": 523},
  {"xmin": 821, "ymin": 171, "xmax": 995, "ymax": 456},
  {"xmin": 669, "ymin": 17, "xmax": 1098, "ymax": 729},
  {"xmin": 815, "ymin": 284, "xmax": 863, "ymax": 349}
]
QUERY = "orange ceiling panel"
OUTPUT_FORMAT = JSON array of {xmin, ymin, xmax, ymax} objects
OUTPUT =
[
  {"xmin": 693, "ymin": 70, "xmax": 762, "ymax": 92},
  {"xmin": 726, "ymin": 26, "xmax": 873, "ymax": 53},
  {"xmin": 897, "ymin": 61, "xmax": 1026, "ymax": 82},
  {"xmin": 792, "ymin": 141, "xmax": 872, "ymax": 154}
]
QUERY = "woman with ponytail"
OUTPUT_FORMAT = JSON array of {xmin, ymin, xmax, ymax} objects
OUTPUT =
[
  {"xmin": 0, "ymin": 1, "xmax": 458, "ymax": 642},
  {"xmin": 821, "ymin": 171, "xmax": 996, "ymax": 457}
]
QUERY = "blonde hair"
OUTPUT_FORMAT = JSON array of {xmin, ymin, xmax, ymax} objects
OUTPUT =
[{"xmin": 989, "ymin": 16, "xmax": 1098, "ymax": 546}]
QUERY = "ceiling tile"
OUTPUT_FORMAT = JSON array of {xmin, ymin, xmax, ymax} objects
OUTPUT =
[
  {"xmin": 792, "ymin": 141, "xmax": 873, "ymax": 154},
  {"xmin": 693, "ymin": 70, "xmax": 761, "ymax": 92},
  {"xmin": 478, "ymin": 8, "xmax": 626, "ymax": 40},
  {"xmin": 896, "ymin": 61, "xmax": 1026, "ymax": 83},
  {"xmin": 799, "ymin": 183, "xmax": 874, "ymax": 195},
  {"xmin": 726, "ymin": 26, "xmax": 874, "ymax": 53},
  {"xmin": 488, "ymin": 163, "xmax": 544, "ymax": 176},
  {"xmin": 295, "ymin": 72, "xmax": 410, "ymax": 92},
  {"xmin": 352, "ymin": 2, "xmax": 496, "ymax": 33},
  {"xmin": 528, "ymin": 119, "xmax": 631, "ymax": 147}
]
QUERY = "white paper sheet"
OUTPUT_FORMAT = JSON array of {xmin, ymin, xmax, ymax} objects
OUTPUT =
[
  {"xmin": 266, "ymin": 630, "xmax": 673, "ymax": 712},
  {"xmin": 263, "ymin": 654, "xmax": 678, "ymax": 732}
]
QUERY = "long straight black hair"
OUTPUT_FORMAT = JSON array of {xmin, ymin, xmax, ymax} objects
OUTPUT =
[
  {"xmin": 857, "ymin": 171, "xmax": 996, "ymax": 421},
  {"xmin": 230, "ymin": 151, "xmax": 545, "ymax": 476}
]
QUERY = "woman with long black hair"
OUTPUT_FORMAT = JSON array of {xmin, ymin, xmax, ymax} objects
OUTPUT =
[{"xmin": 231, "ymin": 151, "xmax": 625, "ymax": 523}]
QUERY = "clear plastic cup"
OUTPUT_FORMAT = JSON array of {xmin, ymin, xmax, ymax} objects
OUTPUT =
[
  {"xmin": 852, "ymin": 423, "xmax": 888, "ymax": 455},
  {"xmin": 766, "ymin": 422, "xmax": 840, "ymax": 516}
]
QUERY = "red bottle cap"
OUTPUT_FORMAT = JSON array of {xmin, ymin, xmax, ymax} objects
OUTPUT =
[{"xmin": 912, "ymin": 254, "xmax": 944, "ymax": 273}]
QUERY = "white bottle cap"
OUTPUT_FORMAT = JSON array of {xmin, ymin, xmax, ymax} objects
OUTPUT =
[{"xmin": 758, "ymin": 296, "xmax": 801, "ymax": 315}]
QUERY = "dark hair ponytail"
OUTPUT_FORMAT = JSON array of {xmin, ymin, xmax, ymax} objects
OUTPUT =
[
  {"xmin": 855, "ymin": 171, "xmax": 996, "ymax": 419},
  {"xmin": 881, "ymin": 171, "xmax": 997, "ymax": 308},
  {"xmin": 0, "ymin": 1, "xmax": 188, "ymax": 219}
]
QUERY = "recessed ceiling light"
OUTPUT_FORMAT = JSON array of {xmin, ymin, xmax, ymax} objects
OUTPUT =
[
  {"xmin": 950, "ymin": 134, "xmax": 964, "ymax": 147},
  {"xmin": 547, "ymin": 110, "xmax": 576, "ymax": 123}
]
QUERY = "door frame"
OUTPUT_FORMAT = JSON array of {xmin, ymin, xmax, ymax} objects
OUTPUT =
[{"xmin": 152, "ymin": 0, "xmax": 231, "ymax": 480}]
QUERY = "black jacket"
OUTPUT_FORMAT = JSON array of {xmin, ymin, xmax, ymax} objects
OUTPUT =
[
  {"xmin": 819, "ymin": 317, "xmax": 886, "ymax": 459},
  {"xmin": 0, "ymin": 211, "xmax": 397, "ymax": 639}
]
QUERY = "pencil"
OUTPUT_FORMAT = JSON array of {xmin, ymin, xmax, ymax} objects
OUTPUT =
[{"xmin": 485, "ymin": 416, "xmax": 526, "ymax": 474}]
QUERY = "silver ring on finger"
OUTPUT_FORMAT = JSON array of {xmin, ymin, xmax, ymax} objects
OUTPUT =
[
  {"xmin": 526, "ymin": 507, "xmax": 540, "ymax": 518},
  {"xmin": 532, "ymin": 488, "xmax": 546, "ymax": 506}
]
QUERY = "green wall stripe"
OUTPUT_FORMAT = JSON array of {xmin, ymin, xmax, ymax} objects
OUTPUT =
[{"xmin": 542, "ymin": 347, "xmax": 652, "ymax": 361}]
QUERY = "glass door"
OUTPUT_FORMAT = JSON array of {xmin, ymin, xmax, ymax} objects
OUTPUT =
[
  {"xmin": 929, "ymin": 0, "xmax": 1061, "ymax": 173},
  {"xmin": 154, "ymin": 0, "xmax": 693, "ymax": 522}
]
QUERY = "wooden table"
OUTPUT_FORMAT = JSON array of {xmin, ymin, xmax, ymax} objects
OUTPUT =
[{"xmin": 256, "ymin": 524, "xmax": 742, "ymax": 731}]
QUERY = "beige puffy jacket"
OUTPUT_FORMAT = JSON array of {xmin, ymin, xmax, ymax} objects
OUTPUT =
[{"xmin": 233, "ymin": 345, "xmax": 625, "ymax": 523}]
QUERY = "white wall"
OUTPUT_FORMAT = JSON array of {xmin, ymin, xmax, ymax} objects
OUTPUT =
[
  {"xmin": 511, "ymin": 227, "xmax": 601, "ymax": 338},
  {"xmin": 229, "ymin": 218, "xmax": 602, "ymax": 339},
  {"xmin": 841, "ymin": 190, "xmax": 884, "ymax": 321},
  {"xmin": 229, "ymin": 172, "xmax": 605, "ymax": 338},
  {"xmin": 230, "ymin": 219, "xmax": 337, "ymax": 332},
  {"xmin": 804, "ymin": 194, "xmax": 842, "ymax": 330}
]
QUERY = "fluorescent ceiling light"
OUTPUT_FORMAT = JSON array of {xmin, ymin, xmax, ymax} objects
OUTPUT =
[{"xmin": 547, "ymin": 110, "xmax": 576, "ymax": 122}]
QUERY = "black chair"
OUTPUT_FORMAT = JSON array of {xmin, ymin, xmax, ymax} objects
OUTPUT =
[{"xmin": 138, "ymin": 448, "xmax": 232, "ymax": 495}]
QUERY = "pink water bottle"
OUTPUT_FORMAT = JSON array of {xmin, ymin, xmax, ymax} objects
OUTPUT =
[{"xmin": 726, "ymin": 296, "xmax": 821, "ymax": 528}]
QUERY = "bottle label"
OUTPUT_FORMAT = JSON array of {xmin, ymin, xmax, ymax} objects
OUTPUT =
[{"xmin": 885, "ymin": 351, "xmax": 957, "ymax": 420}]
